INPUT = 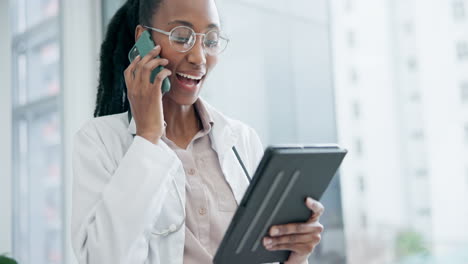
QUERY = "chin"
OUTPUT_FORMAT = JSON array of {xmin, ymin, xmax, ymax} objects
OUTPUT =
[{"xmin": 163, "ymin": 89, "xmax": 200, "ymax": 106}]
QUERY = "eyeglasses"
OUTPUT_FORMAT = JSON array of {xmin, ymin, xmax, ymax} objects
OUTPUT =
[
  {"xmin": 143, "ymin": 25, "xmax": 229, "ymax": 56},
  {"xmin": 143, "ymin": 25, "xmax": 229, "ymax": 55}
]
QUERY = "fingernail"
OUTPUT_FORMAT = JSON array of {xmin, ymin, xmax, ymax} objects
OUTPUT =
[
  {"xmin": 271, "ymin": 228, "xmax": 279, "ymax": 236},
  {"xmin": 153, "ymin": 45, "xmax": 160, "ymax": 50},
  {"xmin": 307, "ymin": 197, "xmax": 314, "ymax": 207},
  {"xmin": 264, "ymin": 238, "xmax": 272, "ymax": 245}
]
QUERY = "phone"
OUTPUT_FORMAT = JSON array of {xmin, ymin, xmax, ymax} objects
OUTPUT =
[{"xmin": 128, "ymin": 30, "xmax": 171, "ymax": 94}]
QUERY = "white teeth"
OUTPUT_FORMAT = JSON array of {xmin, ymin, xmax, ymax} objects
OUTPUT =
[{"xmin": 177, "ymin": 72, "xmax": 203, "ymax": 80}]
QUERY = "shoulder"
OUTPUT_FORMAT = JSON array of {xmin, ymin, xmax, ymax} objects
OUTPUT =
[
  {"xmin": 77, "ymin": 112, "xmax": 128, "ymax": 138},
  {"xmin": 74, "ymin": 112, "xmax": 131, "ymax": 152}
]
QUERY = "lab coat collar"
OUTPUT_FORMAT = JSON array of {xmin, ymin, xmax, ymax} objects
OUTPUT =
[
  {"xmin": 126, "ymin": 97, "xmax": 246, "ymax": 203},
  {"xmin": 126, "ymin": 96, "xmax": 239, "ymax": 158}
]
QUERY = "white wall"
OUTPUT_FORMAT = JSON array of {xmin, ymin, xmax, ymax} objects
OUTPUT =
[{"xmin": 0, "ymin": 0, "xmax": 12, "ymax": 256}]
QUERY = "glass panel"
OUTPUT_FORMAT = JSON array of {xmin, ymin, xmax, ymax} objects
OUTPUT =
[
  {"xmin": 14, "ymin": 0, "xmax": 58, "ymax": 34},
  {"xmin": 27, "ymin": 39, "xmax": 61, "ymax": 103},
  {"xmin": 15, "ymin": 0, "xmax": 27, "ymax": 34},
  {"xmin": 14, "ymin": 111, "xmax": 63, "ymax": 264},
  {"xmin": 30, "ymin": 111, "xmax": 62, "ymax": 263},
  {"xmin": 27, "ymin": 0, "xmax": 59, "ymax": 29},
  {"xmin": 17, "ymin": 53, "xmax": 28, "ymax": 105},
  {"xmin": 14, "ymin": 120, "xmax": 30, "ymax": 263},
  {"xmin": 11, "ymin": 0, "xmax": 63, "ymax": 263}
]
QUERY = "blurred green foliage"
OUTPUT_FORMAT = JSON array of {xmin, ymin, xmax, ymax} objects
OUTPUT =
[
  {"xmin": 396, "ymin": 230, "xmax": 430, "ymax": 259},
  {"xmin": 0, "ymin": 255, "xmax": 17, "ymax": 264}
]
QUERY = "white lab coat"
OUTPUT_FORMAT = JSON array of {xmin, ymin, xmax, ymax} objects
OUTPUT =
[{"xmin": 71, "ymin": 97, "xmax": 264, "ymax": 264}]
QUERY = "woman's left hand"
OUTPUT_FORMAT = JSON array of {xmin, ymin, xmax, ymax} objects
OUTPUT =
[{"xmin": 263, "ymin": 197, "xmax": 324, "ymax": 264}]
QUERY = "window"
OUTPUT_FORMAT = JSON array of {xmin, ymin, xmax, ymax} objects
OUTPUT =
[
  {"xmin": 465, "ymin": 124, "xmax": 468, "ymax": 143},
  {"xmin": 418, "ymin": 208, "xmax": 432, "ymax": 217},
  {"xmin": 361, "ymin": 212, "xmax": 368, "ymax": 229},
  {"xmin": 11, "ymin": 0, "xmax": 64, "ymax": 263},
  {"xmin": 410, "ymin": 91, "xmax": 421, "ymax": 102},
  {"xmin": 355, "ymin": 138, "xmax": 363, "ymax": 156},
  {"xmin": 403, "ymin": 21, "xmax": 414, "ymax": 34},
  {"xmin": 407, "ymin": 57, "xmax": 418, "ymax": 71},
  {"xmin": 415, "ymin": 168, "xmax": 428, "ymax": 178},
  {"xmin": 350, "ymin": 68, "xmax": 359, "ymax": 83},
  {"xmin": 347, "ymin": 30, "xmax": 356, "ymax": 48},
  {"xmin": 456, "ymin": 41, "xmax": 468, "ymax": 60},
  {"xmin": 411, "ymin": 130, "xmax": 425, "ymax": 140},
  {"xmin": 358, "ymin": 174, "xmax": 365, "ymax": 193},
  {"xmin": 453, "ymin": 0, "xmax": 466, "ymax": 21},
  {"xmin": 353, "ymin": 101, "xmax": 361, "ymax": 119},
  {"xmin": 466, "ymin": 167, "xmax": 468, "ymax": 186},
  {"xmin": 345, "ymin": 0, "xmax": 353, "ymax": 12},
  {"xmin": 461, "ymin": 82, "xmax": 468, "ymax": 103}
]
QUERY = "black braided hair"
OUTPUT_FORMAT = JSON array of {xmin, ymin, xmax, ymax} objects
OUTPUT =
[{"xmin": 94, "ymin": 0, "xmax": 163, "ymax": 117}]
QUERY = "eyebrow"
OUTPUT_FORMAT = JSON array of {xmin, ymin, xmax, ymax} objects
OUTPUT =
[{"xmin": 168, "ymin": 20, "xmax": 220, "ymax": 30}]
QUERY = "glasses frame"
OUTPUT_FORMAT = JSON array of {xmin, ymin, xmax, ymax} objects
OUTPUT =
[{"xmin": 143, "ymin": 25, "xmax": 229, "ymax": 55}]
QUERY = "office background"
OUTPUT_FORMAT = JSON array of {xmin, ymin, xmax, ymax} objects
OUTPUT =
[{"xmin": 0, "ymin": 0, "xmax": 467, "ymax": 263}]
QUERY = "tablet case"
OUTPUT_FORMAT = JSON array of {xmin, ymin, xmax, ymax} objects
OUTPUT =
[{"xmin": 213, "ymin": 145, "xmax": 347, "ymax": 264}]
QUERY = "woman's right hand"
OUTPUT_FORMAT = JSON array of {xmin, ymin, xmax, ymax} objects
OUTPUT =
[{"xmin": 124, "ymin": 45, "xmax": 172, "ymax": 144}]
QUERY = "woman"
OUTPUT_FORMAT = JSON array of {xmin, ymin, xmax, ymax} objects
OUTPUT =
[{"xmin": 71, "ymin": 0, "xmax": 324, "ymax": 263}]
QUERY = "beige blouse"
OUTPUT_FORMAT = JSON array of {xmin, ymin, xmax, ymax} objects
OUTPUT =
[{"xmin": 161, "ymin": 98, "xmax": 238, "ymax": 264}]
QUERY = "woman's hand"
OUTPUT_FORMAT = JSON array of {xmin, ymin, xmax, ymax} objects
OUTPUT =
[
  {"xmin": 123, "ymin": 45, "xmax": 172, "ymax": 144},
  {"xmin": 263, "ymin": 197, "xmax": 324, "ymax": 264}
]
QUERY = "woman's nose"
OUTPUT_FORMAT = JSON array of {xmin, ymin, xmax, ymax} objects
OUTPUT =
[{"xmin": 187, "ymin": 35, "xmax": 207, "ymax": 66}]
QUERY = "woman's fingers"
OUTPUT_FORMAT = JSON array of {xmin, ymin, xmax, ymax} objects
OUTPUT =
[
  {"xmin": 140, "ymin": 57, "xmax": 169, "ymax": 90},
  {"xmin": 133, "ymin": 45, "xmax": 162, "ymax": 83},
  {"xmin": 262, "ymin": 198, "xmax": 325, "ymax": 263},
  {"xmin": 269, "ymin": 221, "xmax": 323, "ymax": 237},
  {"xmin": 138, "ymin": 45, "xmax": 162, "ymax": 66},
  {"xmin": 266, "ymin": 242, "xmax": 318, "ymax": 255},
  {"xmin": 263, "ymin": 232, "xmax": 320, "ymax": 249},
  {"xmin": 150, "ymin": 68, "xmax": 172, "ymax": 94},
  {"xmin": 305, "ymin": 197, "xmax": 325, "ymax": 222},
  {"xmin": 124, "ymin": 55, "xmax": 141, "ymax": 83}
]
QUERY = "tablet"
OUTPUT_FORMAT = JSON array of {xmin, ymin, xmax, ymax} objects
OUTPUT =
[{"xmin": 213, "ymin": 144, "xmax": 347, "ymax": 264}]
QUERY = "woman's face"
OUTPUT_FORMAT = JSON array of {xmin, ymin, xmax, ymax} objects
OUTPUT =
[{"xmin": 136, "ymin": 0, "xmax": 221, "ymax": 106}]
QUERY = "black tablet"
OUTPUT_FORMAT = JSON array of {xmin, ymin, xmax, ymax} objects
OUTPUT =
[{"xmin": 213, "ymin": 144, "xmax": 347, "ymax": 264}]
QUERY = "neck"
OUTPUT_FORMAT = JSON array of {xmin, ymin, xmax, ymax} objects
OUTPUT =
[{"xmin": 162, "ymin": 96, "xmax": 201, "ymax": 139}]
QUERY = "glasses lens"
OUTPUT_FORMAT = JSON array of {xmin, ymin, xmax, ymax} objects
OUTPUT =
[
  {"xmin": 204, "ymin": 30, "xmax": 228, "ymax": 55},
  {"xmin": 170, "ymin": 27, "xmax": 195, "ymax": 52}
]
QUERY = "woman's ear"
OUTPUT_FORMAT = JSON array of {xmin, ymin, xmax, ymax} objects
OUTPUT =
[{"xmin": 135, "ymin": 25, "xmax": 146, "ymax": 42}]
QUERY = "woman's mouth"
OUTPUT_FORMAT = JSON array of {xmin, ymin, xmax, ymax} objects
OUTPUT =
[
  {"xmin": 175, "ymin": 72, "xmax": 205, "ymax": 92},
  {"xmin": 176, "ymin": 72, "xmax": 203, "ymax": 86}
]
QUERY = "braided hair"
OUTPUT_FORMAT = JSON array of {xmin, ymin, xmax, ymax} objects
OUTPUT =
[{"xmin": 94, "ymin": 0, "xmax": 163, "ymax": 117}]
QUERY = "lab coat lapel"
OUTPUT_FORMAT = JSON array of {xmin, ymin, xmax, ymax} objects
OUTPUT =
[
  {"xmin": 127, "ymin": 97, "xmax": 251, "ymax": 204},
  {"xmin": 201, "ymin": 99, "xmax": 250, "ymax": 205}
]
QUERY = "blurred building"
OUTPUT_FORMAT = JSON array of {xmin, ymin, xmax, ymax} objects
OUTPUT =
[{"xmin": 331, "ymin": 0, "xmax": 468, "ymax": 263}]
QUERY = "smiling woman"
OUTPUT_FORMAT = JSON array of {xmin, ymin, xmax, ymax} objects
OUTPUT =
[{"xmin": 71, "ymin": 0, "xmax": 326, "ymax": 263}]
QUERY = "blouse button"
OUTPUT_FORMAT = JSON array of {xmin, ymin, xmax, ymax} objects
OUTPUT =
[
  {"xmin": 188, "ymin": 168, "xmax": 196, "ymax": 175},
  {"xmin": 198, "ymin": 207, "xmax": 207, "ymax": 215}
]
